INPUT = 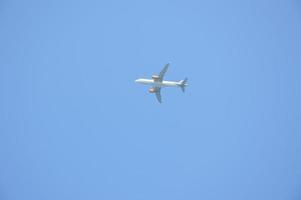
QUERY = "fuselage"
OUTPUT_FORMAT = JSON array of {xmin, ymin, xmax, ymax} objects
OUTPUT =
[{"xmin": 135, "ymin": 78, "xmax": 180, "ymax": 87}]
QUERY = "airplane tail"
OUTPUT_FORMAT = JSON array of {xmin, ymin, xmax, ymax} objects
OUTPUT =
[{"xmin": 179, "ymin": 78, "xmax": 188, "ymax": 92}]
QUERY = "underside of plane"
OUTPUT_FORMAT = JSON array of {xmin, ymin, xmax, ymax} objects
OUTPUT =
[{"xmin": 135, "ymin": 63, "xmax": 188, "ymax": 103}]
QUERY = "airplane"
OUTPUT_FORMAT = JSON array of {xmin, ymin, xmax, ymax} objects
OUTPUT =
[{"xmin": 135, "ymin": 63, "xmax": 188, "ymax": 103}]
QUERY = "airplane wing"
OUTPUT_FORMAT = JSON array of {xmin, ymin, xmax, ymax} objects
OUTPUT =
[
  {"xmin": 158, "ymin": 63, "xmax": 169, "ymax": 82},
  {"xmin": 155, "ymin": 87, "xmax": 162, "ymax": 103}
]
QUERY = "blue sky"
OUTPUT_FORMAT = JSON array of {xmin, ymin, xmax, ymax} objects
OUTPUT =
[{"xmin": 1, "ymin": 0, "xmax": 301, "ymax": 199}]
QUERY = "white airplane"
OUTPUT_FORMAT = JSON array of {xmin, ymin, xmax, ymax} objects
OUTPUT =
[{"xmin": 135, "ymin": 63, "xmax": 188, "ymax": 103}]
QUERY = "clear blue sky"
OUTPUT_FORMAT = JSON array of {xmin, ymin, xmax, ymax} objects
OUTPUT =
[{"xmin": 1, "ymin": 0, "xmax": 301, "ymax": 199}]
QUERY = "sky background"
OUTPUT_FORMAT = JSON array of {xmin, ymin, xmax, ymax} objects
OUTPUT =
[{"xmin": 1, "ymin": 0, "xmax": 301, "ymax": 199}]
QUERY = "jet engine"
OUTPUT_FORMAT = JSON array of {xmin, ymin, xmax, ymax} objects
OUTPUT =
[
  {"xmin": 148, "ymin": 88, "xmax": 157, "ymax": 93},
  {"xmin": 152, "ymin": 75, "xmax": 159, "ymax": 81}
]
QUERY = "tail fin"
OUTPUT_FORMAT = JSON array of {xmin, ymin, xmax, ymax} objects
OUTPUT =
[{"xmin": 179, "ymin": 78, "xmax": 188, "ymax": 92}]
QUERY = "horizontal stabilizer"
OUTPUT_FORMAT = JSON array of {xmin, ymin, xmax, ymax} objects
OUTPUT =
[{"xmin": 179, "ymin": 78, "xmax": 188, "ymax": 92}]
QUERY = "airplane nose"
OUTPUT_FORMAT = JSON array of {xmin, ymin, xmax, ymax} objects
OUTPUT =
[{"xmin": 135, "ymin": 79, "xmax": 140, "ymax": 83}]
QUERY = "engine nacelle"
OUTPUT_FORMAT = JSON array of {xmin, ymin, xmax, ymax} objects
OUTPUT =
[
  {"xmin": 152, "ymin": 75, "xmax": 159, "ymax": 81},
  {"xmin": 149, "ymin": 88, "xmax": 157, "ymax": 93}
]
